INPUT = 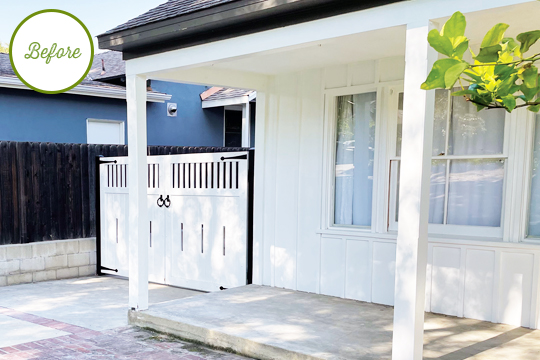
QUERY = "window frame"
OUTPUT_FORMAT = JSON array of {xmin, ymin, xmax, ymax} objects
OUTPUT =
[
  {"xmin": 322, "ymin": 84, "xmax": 387, "ymax": 233},
  {"xmin": 525, "ymin": 113, "xmax": 540, "ymax": 240},
  {"xmin": 387, "ymin": 88, "xmax": 511, "ymax": 239},
  {"xmin": 86, "ymin": 118, "xmax": 125, "ymax": 145}
]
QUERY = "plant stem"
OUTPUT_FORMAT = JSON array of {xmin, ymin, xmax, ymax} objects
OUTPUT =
[{"xmin": 469, "ymin": 53, "xmax": 540, "ymax": 67}]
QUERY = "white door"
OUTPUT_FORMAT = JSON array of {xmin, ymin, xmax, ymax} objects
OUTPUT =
[
  {"xmin": 165, "ymin": 156, "xmax": 248, "ymax": 291},
  {"xmin": 99, "ymin": 160, "xmax": 129, "ymax": 276}
]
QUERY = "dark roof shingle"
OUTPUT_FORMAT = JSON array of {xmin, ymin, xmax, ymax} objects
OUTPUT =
[
  {"xmin": 0, "ymin": 52, "xmax": 137, "ymax": 92},
  {"xmin": 105, "ymin": 0, "xmax": 239, "ymax": 34},
  {"xmin": 88, "ymin": 51, "xmax": 125, "ymax": 81}
]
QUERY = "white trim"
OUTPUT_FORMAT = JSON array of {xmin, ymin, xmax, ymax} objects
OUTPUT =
[
  {"xmin": 125, "ymin": 0, "xmax": 534, "ymax": 77},
  {"xmin": 202, "ymin": 96, "xmax": 249, "ymax": 108},
  {"xmin": 242, "ymin": 102, "xmax": 251, "ymax": 147},
  {"xmin": 322, "ymin": 83, "xmax": 381, "ymax": 231},
  {"xmin": 202, "ymin": 91, "xmax": 257, "ymax": 108},
  {"xmin": 0, "ymin": 76, "xmax": 171, "ymax": 103},
  {"xmin": 524, "ymin": 113, "xmax": 539, "ymax": 240},
  {"xmin": 86, "ymin": 118, "xmax": 126, "ymax": 145},
  {"xmin": 387, "ymin": 88, "xmax": 511, "ymax": 240}
]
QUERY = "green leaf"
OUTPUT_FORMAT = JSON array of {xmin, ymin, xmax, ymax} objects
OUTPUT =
[
  {"xmin": 503, "ymin": 37, "xmax": 521, "ymax": 57},
  {"xmin": 517, "ymin": 30, "xmax": 540, "ymax": 54},
  {"xmin": 481, "ymin": 23, "xmax": 510, "ymax": 47},
  {"xmin": 463, "ymin": 69, "xmax": 483, "ymax": 82},
  {"xmin": 452, "ymin": 89, "xmax": 477, "ymax": 96},
  {"xmin": 444, "ymin": 62, "xmax": 469, "ymax": 89},
  {"xmin": 441, "ymin": 12, "xmax": 466, "ymax": 40},
  {"xmin": 528, "ymin": 104, "xmax": 540, "ymax": 112},
  {"xmin": 500, "ymin": 94, "xmax": 516, "ymax": 112},
  {"xmin": 475, "ymin": 45, "xmax": 502, "ymax": 63},
  {"xmin": 421, "ymin": 58, "xmax": 461, "ymax": 90},
  {"xmin": 494, "ymin": 64, "xmax": 516, "ymax": 78},
  {"xmin": 471, "ymin": 93, "xmax": 492, "ymax": 106},
  {"xmin": 520, "ymin": 83, "xmax": 538, "ymax": 101},
  {"xmin": 428, "ymin": 29, "xmax": 453, "ymax": 57},
  {"xmin": 522, "ymin": 66, "xmax": 538, "ymax": 88},
  {"xmin": 453, "ymin": 40, "xmax": 469, "ymax": 59},
  {"xmin": 496, "ymin": 74, "xmax": 518, "ymax": 96}
]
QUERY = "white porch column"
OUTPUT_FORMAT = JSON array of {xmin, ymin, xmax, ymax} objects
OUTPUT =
[
  {"xmin": 391, "ymin": 21, "xmax": 437, "ymax": 360},
  {"xmin": 242, "ymin": 102, "xmax": 251, "ymax": 147},
  {"xmin": 126, "ymin": 74, "xmax": 149, "ymax": 311}
]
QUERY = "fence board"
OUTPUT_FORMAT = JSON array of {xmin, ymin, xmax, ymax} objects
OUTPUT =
[{"xmin": 0, "ymin": 141, "xmax": 248, "ymax": 245}]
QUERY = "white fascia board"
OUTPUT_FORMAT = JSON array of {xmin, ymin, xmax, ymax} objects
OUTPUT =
[
  {"xmin": 0, "ymin": 76, "xmax": 172, "ymax": 103},
  {"xmin": 202, "ymin": 95, "xmax": 250, "ymax": 108},
  {"xmin": 248, "ymin": 91, "xmax": 257, "ymax": 102},
  {"xmin": 125, "ymin": 0, "xmax": 534, "ymax": 76}
]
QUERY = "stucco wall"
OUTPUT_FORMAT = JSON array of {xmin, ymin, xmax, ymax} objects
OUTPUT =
[
  {"xmin": 0, "ymin": 82, "xmax": 225, "ymax": 146},
  {"xmin": 148, "ymin": 80, "xmax": 225, "ymax": 146}
]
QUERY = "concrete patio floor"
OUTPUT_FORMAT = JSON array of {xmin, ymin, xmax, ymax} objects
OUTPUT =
[
  {"xmin": 0, "ymin": 276, "xmax": 202, "ymax": 347},
  {"xmin": 0, "ymin": 276, "xmax": 202, "ymax": 332},
  {"xmin": 129, "ymin": 285, "xmax": 540, "ymax": 360}
]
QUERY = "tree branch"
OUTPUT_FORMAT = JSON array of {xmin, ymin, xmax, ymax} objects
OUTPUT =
[{"xmin": 464, "ymin": 96, "xmax": 540, "ymax": 110}]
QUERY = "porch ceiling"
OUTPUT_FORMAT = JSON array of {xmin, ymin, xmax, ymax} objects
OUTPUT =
[
  {"xmin": 209, "ymin": 25, "xmax": 406, "ymax": 75},
  {"xmin": 141, "ymin": 1, "xmax": 540, "ymax": 89}
]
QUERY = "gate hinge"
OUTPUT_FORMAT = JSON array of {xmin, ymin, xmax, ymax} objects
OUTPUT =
[
  {"xmin": 221, "ymin": 154, "xmax": 247, "ymax": 161},
  {"xmin": 99, "ymin": 159, "xmax": 117, "ymax": 164},
  {"xmin": 100, "ymin": 266, "xmax": 118, "ymax": 273}
]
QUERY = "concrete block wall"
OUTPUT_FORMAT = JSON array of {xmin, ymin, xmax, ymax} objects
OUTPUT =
[{"xmin": 0, "ymin": 238, "xmax": 97, "ymax": 287}]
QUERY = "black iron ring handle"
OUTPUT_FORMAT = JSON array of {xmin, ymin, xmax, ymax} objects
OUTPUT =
[
  {"xmin": 157, "ymin": 195, "xmax": 164, "ymax": 207},
  {"xmin": 164, "ymin": 195, "xmax": 171, "ymax": 208}
]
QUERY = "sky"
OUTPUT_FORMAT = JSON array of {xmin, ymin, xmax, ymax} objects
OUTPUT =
[{"xmin": 1, "ymin": 0, "xmax": 167, "ymax": 52}]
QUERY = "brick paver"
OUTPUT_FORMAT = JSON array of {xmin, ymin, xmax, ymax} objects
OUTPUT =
[{"xmin": 0, "ymin": 306, "xmax": 250, "ymax": 359}]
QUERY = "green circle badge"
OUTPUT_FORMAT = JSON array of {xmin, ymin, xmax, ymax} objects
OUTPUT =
[{"xmin": 10, "ymin": 9, "xmax": 94, "ymax": 94}]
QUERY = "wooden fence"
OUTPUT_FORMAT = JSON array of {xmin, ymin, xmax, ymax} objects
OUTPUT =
[{"xmin": 0, "ymin": 141, "xmax": 247, "ymax": 245}]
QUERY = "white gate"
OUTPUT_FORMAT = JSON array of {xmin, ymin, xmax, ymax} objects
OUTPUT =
[{"xmin": 98, "ymin": 151, "xmax": 250, "ymax": 292}]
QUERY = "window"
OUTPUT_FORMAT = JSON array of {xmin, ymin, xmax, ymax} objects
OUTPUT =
[
  {"xmin": 224, "ymin": 110, "xmax": 242, "ymax": 147},
  {"xmin": 529, "ymin": 115, "xmax": 540, "ymax": 237},
  {"xmin": 86, "ymin": 119, "xmax": 125, "ymax": 145},
  {"xmin": 334, "ymin": 92, "xmax": 377, "ymax": 227},
  {"xmin": 391, "ymin": 90, "xmax": 507, "ymax": 233}
]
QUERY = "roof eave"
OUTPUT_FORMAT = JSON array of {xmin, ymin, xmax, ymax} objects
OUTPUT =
[
  {"xmin": 98, "ymin": 0, "xmax": 405, "ymax": 60},
  {"xmin": 0, "ymin": 76, "xmax": 171, "ymax": 103},
  {"xmin": 202, "ymin": 92, "xmax": 257, "ymax": 108}
]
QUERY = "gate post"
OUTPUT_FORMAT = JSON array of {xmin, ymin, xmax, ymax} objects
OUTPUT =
[
  {"xmin": 127, "ymin": 74, "xmax": 149, "ymax": 311},
  {"xmin": 247, "ymin": 148, "xmax": 255, "ymax": 284}
]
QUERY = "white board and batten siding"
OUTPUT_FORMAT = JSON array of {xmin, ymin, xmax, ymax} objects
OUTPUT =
[{"xmin": 253, "ymin": 56, "xmax": 540, "ymax": 329}]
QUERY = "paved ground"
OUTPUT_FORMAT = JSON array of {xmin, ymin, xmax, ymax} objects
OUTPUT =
[
  {"xmin": 0, "ymin": 276, "xmax": 200, "ymax": 331},
  {"xmin": 0, "ymin": 306, "xmax": 249, "ymax": 359},
  {"xmin": 0, "ymin": 277, "xmax": 252, "ymax": 359},
  {"xmin": 132, "ymin": 285, "xmax": 540, "ymax": 360}
]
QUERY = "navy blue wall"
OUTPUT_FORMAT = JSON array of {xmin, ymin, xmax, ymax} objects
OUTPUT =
[
  {"xmin": 148, "ymin": 80, "xmax": 224, "ymax": 146},
  {"xmin": 0, "ymin": 82, "xmax": 225, "ymax": 146},
  {"xmin": 0, "ymin": 87, "xmax": 126, "ymax": 144}
]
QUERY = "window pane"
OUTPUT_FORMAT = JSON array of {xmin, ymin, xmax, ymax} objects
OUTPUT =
[
  {"xmin": 433, "ymin": 90, "xmax": 449, "ymax": 156},
  {"xmin": 396, "ymin": 93, "xmax": 403, "ymax": 157},
  {"xmin": 396, "ymin": 90, "xmax": 447, "ymax": 157},
  {"xmin": 447, "ymin": 159, "xmax": 504, "ymax": 227},
  {"xmin": 334, "ymin": 92, "xmax": 376, "ymax": 226},
  {"xmin": 529, "ymin": 116, "xmax": 540, "ymax": 236},
  {"xmin": 393, "ymin": 160, "xmax": 445, "ymax": 224},
  {"xmin": 448, "ymin": 95, "xmax": 505, "ymax": 155},
  {"xmin": 429, "ymin": 160, "xmax": 446, "ymax": 224}
]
